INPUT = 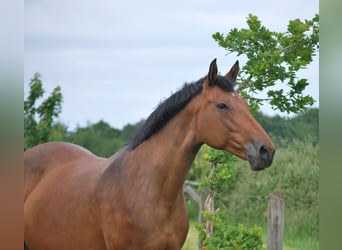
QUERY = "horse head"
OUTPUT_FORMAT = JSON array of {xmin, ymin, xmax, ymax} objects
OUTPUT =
[{"xmin": 197, "ymin": 59, "xmax": 275, "ymax": 170}]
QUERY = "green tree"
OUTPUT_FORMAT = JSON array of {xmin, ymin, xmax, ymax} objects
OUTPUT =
[
  {"xmin": 254, "ymin": 108, "xmax": 319, "ymax": 146},
  {"xmin": 213, "ymin": 14, "xmax": 319, "ymax": 113},
  {"xmin": 121, "ymin": 120, "xmax": 144, "ymax": 142},
  {"xmin": 24, "ymin": 73, "xmax": 63, "ymax": 150},
  {"xmin": 65, "ymin": 120, "xmax": 135, "ymax": 157}
]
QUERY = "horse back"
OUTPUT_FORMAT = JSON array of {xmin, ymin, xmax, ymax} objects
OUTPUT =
[{"xmin": 24, "ymin": 142, "xmax": 105, "ymax": 201}]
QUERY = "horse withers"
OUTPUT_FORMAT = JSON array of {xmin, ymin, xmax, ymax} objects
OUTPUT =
[{"xmin": 24, "ymin": 59, "xmax": 275, "ymax": 249}]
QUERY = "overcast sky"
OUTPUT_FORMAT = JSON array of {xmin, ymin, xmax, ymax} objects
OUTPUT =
[{"xmin": 25, "ymin": 0, "xmax": 319, "ymax": 130}]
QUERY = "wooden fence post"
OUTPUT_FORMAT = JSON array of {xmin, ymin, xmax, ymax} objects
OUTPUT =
[
  {"xmin": 204, "ymin": 162, "xmax": 217, "ymax": 238},
  {"xmin": 268, "ymin": 192, "xmax": 284, "ymax": 250}
]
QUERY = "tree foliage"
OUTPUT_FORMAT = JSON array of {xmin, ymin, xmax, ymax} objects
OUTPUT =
[
  {"xmin": 65, "ymin": 120, "xmax": 144, "ymax": 157},
  {"xmin": 213, "ymin": 14, "xmax": 319, "ymax": 113},
  {"xmin": 255, "ymin": 108, "xmax": 318, "ymax": 146},
  {"xmin": 24, "ymin": 73, "xmax": 63, "ymax": 150},
  {"xmin": 66, "ymin": 121, "xmax": 125, "ymax": 157}
]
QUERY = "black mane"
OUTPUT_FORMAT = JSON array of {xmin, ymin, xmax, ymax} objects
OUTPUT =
[{"xmin": 128, "ymin": 75, "xmax": 234, "ymax": 150}]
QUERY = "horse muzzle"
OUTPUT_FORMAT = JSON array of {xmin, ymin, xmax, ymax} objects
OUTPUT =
[{"xmin": 246, "ymin": 142, "xmax": 275, "ymax": 171}]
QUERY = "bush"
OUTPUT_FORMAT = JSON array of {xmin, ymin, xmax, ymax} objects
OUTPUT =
[{"xmin": 197, "ymin": 211, "xmax": 264, "ymax": 250}]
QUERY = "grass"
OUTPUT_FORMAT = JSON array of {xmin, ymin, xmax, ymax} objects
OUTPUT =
[
  {"xmin": 262, "ymin": 231, "xmax": 319, "ymax": 250},
  {"xmin": 182, "ymin": 222, "xmax": 198, "ymax": 250},
  {"xmin": 182, "ymin": 222, "xmax": 318, "ymax": 250},
  {"xmin": 283, "ymin": 237, "xmax": 319, "ymax": 250}
]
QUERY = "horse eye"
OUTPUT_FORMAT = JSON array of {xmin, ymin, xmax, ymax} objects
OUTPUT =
[{"xmin": 216, "ymin": 103, "xmax": 228, "ymax": 111}]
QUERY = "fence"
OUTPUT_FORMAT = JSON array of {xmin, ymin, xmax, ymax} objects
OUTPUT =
[
  {"xmin": 268, "ymin": 192, "xmax": 284, "ymax": 250},
  {"xmin": 183, "ymin": 183, "xmax": 318, "ymax": 250}
]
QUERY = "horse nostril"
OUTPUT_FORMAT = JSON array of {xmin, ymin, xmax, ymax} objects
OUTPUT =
[{"xmin": 259, "ymin": 145, "xmax": 269, "ymax": 161}]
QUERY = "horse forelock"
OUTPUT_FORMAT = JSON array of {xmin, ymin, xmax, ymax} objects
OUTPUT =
[{"xmin": 128, "ymin": 76, "xmax": 235, "ymax": 150}]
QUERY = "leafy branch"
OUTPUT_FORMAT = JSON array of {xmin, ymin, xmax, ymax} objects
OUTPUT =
[
  {"xmin": 213, "ymin": 13, "xmax": 319, "ymax": 114},
  {"xmin": 24, "ymin": 73, "xmax": 63, "ymax": 150}
]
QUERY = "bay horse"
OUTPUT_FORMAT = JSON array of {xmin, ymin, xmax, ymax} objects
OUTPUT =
[{"xmin": 24, "ymin": 59, "xmax": 275, "ymax": 250}]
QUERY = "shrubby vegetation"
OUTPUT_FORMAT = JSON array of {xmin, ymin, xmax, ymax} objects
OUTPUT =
[
  {"xmin": 204, "ymin": 139, "xmax": 318, "ymax": 249},
  {"xmin": 184, "ymin": 128, "xmax": 318, "ymax": 249},
  {"xmin": 254, "ymin": 109, "xmax": 318, "ymax": 146},
  {"xmin": 197, "ymin": 211, "xmax": 264, "ymax": 250}
]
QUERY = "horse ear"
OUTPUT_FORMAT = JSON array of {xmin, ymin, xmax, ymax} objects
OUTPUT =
[
  {"xmin": 225, "ymin": 60, "xmax": 239, "ymax": 85},
  {"xmin": 207, "ymin": 58, "xmax": 218, "ymax": 85}
]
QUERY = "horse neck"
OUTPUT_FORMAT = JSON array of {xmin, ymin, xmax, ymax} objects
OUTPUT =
[{"xmin": 129, "ymin": 96, "xmax": 202, "ymax": 205}]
